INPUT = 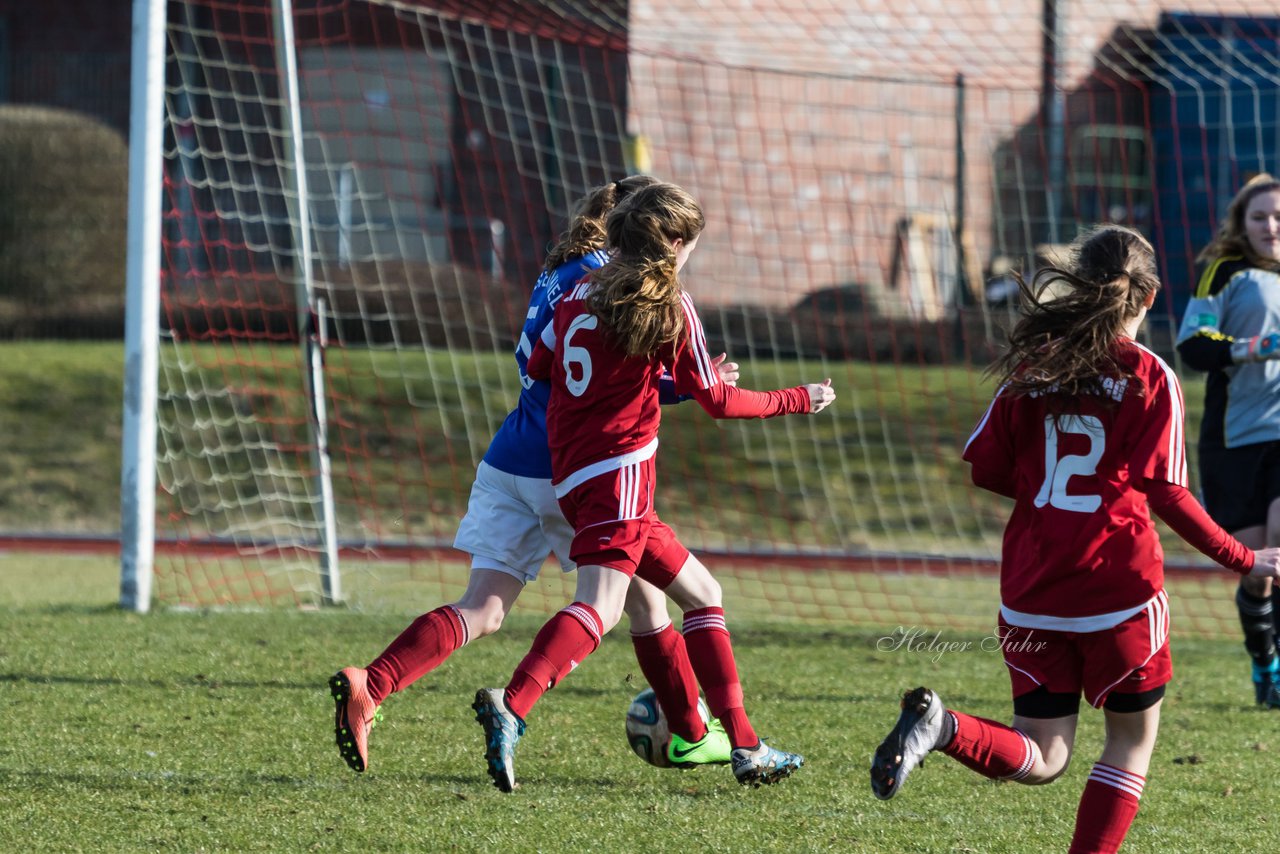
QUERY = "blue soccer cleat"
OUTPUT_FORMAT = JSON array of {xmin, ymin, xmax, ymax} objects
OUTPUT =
[
  {"xmin": 731, "ymin": 739, "xmax": 804, "ymax": 787},
  {"xmin": 473, "ymin": 688, "xmax": 526, "ymax": 792},
  {"xmin": 1252, "ymin": 659, "xmax": 1280, "ymax": 708}
]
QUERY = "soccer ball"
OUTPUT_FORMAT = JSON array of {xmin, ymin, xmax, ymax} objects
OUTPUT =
[{"xmin": 625, "ymin": 686, "xmax": 711, "ymax": 768}]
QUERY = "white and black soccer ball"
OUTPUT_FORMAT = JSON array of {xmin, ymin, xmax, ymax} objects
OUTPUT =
[{"xmin": 625, "ymin": 686, "xmax": 711, "ymax": 768}]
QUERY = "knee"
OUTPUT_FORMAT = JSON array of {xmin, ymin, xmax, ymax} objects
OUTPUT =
[
  {"xmin": 678, "ymin": 573, "xmax": 722, "ymax": 611},
  {"xmin": 595, "ymin": 601, "xmax": 626, "ymax": 633},
  {"xmin": 1023, "ymin": 758, "xmax": 1071, "ymax": 785},
  {"xmin": 700, "ymin": 574, "xmax": 723, "ymax": 606},
  {"xmin": 623, "ymin": 598, "xmax": 670, "ymax": 635},
  {"xmin": 454, "ymin": 600, "xmax": 507, "ymax": 638},
  {"xmin": 1022, "ymin": 742, "xmax": 1072, "ymax": 785}
]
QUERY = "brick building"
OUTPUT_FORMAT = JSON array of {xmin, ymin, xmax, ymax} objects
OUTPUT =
[{"xmin": 4, "ymin": 1, "xmax": 1279, "ymax": 320}]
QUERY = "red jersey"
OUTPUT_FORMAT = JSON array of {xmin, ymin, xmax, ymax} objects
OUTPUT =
[
  {"xmin": 527, "ymin": 282, "xmax": 810, "ymax": 494},
  {"xmin": 963, "ymin": 340, "xmax": 1188, "ymax": 627}
]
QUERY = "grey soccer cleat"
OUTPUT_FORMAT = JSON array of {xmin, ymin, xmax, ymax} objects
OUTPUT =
[
  {"xmin": 472, "ymin": 688, "xmax": 526, "ymax": 792},
  {"xmin": 731, "ymin": 740, "xmax": 804, "ymax": 787},
  {"xmin": 870, "ymin": 686, "xmax": 946, "ymax": 800}
]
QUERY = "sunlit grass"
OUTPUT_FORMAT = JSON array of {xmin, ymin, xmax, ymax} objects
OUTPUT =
[{"xmin": 1, "ymin": 553, "xmax": 1274, "ymax": 852}]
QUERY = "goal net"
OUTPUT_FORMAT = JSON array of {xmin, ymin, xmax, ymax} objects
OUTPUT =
[{"xmin": 133, "ymin": 0, "xmax": 1280, "ymax": 636}]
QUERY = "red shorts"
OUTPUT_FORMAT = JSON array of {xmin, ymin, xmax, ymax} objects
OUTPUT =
[
  {"xmin": 556, "ymin": 456, "xmax": 690, "ymax": 588},
  {"xmin": 999, "ymin": 591, "xmax": 1172, "ymax": 709}
]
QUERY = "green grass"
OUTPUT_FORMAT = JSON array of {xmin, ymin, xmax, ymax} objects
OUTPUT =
[
  {"xmin": 0, "ymin": 339, "xmax": 1219, "ymax": 557},
  {"xmin": 1, "ymin": 340, "xmax": 1005, "ymax": 551},
  {"xmin": 0, "ymin": 342, "xmax": 124, "ymax": 531},
  {"xmin": 2, "ymin": 554, "xmax": 1277, "ymax": 852}
]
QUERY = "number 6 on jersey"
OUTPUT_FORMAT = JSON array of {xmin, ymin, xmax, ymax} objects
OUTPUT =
[{"xmin": 562, "ymin": 314, "xmax": 598, "ymax": 397}]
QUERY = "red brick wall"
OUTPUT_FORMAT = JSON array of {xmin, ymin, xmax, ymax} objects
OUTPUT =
[
  {"xmin": 630, "ymin": 0, "xmax": 1280, "ymax": 308},
  {"xmin": 8, "ymin": 0, "xmax": 1279, "ymax": 310}
]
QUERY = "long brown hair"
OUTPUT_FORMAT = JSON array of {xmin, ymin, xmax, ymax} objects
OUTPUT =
[
  {"xmin": 990, "ymin": 224, "xmax": 1161, "ymax": 403},
  {"xmin": 586, "ymin": 182, "xmax": 705, "ymax": 357},
  {"xmin": 1197, "ymin": 173, "xmax": 1280, "ymax": 271},
  {"xmin": 542, "ymin": 175, "xmax": 661, "ymax": 272}
]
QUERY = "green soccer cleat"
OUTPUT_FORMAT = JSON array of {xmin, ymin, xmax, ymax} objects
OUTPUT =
[{"xmin": 667, "ymin": 718, "xmax": 732, "ymax": 767}]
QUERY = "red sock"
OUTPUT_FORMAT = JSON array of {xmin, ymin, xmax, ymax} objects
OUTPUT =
[
  {"xmin": 503, "ymin": 602, "xmax": 602, "ymax": 720},
  {"xmin": 1068, "ymin": 763, "xmax": 1144, "ymax": 854},
  {"xmin": 682, "ymin": 607, "xmax": 756, "ymax": 749},
  {"xmin": 941, "ymin": 710, "xmax": 1040, "ymax": 781},
  {"xmin": 364, "ymin": 605, "xmax": 467, "ymax": 704},
  {"xmin": 632, "ymin": 623, "xmax": 705, "ymax": 742}
]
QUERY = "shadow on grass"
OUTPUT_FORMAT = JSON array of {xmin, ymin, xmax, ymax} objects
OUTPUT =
[
  {"xmin": 0, "ymin": 765, "xmax": 682, "ymax": 796},
  {"xmin": 2, "ymin": 603, "xmax": 128, "ymax": 616},
  {"xmin": 0, "ymin": 670, "xmax": 640, "ymax": 706},
  {"xmin": 0, "ymin": 671, "xmax": 320, "ymax": 691}
]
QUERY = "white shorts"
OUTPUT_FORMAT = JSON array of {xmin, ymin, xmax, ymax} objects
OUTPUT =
[{"xmin": 452, "ymin": 460, "xmax": 576, "ymax": 583}]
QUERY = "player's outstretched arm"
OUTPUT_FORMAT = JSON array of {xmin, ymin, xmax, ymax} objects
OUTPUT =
[
  {"xmin": 688, "ymin": 377, "xmax": 834, "ymax": 420},
  {"xmin": 1146, "ymin": 479, "xmax": 1255, "ymax": 574},
  {"xmin": 1249, "ymin": 547, "xmax": 1280, "ymax": 579}
]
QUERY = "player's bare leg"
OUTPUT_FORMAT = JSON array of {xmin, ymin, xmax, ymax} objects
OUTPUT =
[
  {"xmin": 873, "ymin": 693, "xmax": 1072, "ymax": 799},
  {"xmin": 453, "ymin": 569, "xmax": 526, "ymax": 638},
  {"xmin": 1068, "ymin": 701, "xmax": 1161, "ymax": 854},
  {"xmin": 1009, "ymin": 713, "xmax": 1078, "ymax": 784}
]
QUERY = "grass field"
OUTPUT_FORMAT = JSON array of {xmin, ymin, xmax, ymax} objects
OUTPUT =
[
  {"xmin": 23, "ymin": 337, "xmax": 1002, "ymax": 554},
  {"xmin": 0, "ymin": 340, "xmax": 1237, "ymax": 615},
  {"xmin": 3, "ymin": 552, "xmax": 1278, "ymax": 853}
]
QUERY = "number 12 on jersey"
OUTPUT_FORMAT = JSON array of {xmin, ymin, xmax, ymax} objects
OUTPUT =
[{"xmin": 1034, "ymin": 415, "xmax": 1104, "ymax": 513}]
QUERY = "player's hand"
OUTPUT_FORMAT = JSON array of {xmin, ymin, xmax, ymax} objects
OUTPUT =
[
  {"xmin": 806, "ymin": 378, "xmax": 835, "ymax": 414},
  {"xmin": 711, "ymin": 352, "xmax": 740, "ymax": 387},
  {"xmin": 1248, "ymin": 547, "xmax": 1280, "ymax": 579},
  {"xmin": 1231, "ymin": 332, "xmax": 1280, "ymax": 363}
]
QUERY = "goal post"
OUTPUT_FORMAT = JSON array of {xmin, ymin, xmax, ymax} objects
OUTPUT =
[
  {"xmin": 270, "ymin": 0, "xmax": 342, "ymax": 604},
  {"xmin": 119, "ymin": 0, "xmax": 168, "ymax": 613},
  {"xmin": 122, "ymin": 0, "xmax": 1280, "ymax": 639}
]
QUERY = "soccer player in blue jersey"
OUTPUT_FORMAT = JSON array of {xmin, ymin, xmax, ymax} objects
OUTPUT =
[
  {"xmin": 328, "ymin": 176, "xmax": 735, "ymax": 773},
  {"xmin": 1176, "ymin": 173, "xmax": 1280, "ymax": 708}
]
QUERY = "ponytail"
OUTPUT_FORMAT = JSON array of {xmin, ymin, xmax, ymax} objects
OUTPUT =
[
  {"xmin": 543, "ymin": 175, "xmax": 661, "ymax": 272},
  {"xmin": 990, "ymin": 225, "xmax": 1160, "ymax": 405},
  {"xmin": 586, "ymin": 183, "xmax": 705, "ymax": 357}
]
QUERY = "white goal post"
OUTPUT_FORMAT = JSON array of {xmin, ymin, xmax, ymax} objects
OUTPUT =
[{"xmin": 121, "ymin": 0, "xmax": 342, "ymax": 612}]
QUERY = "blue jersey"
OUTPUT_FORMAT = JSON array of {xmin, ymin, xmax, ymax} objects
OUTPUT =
[{"xmin": 483, "ymin": 250, "xmax": 610, "ymax": 478}]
